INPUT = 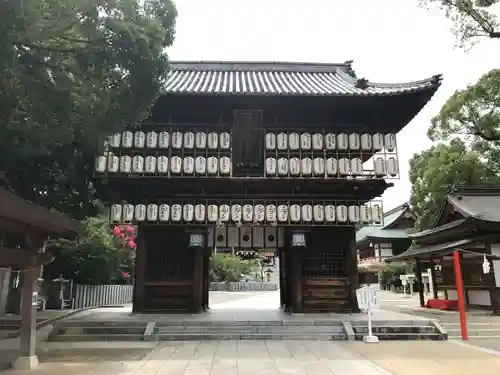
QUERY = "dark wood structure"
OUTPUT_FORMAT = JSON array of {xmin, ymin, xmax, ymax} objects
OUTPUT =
[
  {"xmin": 0, "ymin": 187, "xmax": 82, "ymax": 369},
  {"xmin": 356, "ymin": 203, "xmax": 415, "ymax": 284},
  {"xmin": 389, "ymin": 187, "xmax": 500, "ymax": 314},
  {"xmin": 94, "ymin": 61, "xmax": 441, "ymax": 314}
]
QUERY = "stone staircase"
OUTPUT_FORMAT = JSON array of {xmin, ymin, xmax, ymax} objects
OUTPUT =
[
  {"xmin": 442, "ymin": 322, "xmax": 500, "ymax": 339},
  {"xmin": 0, "ymin": 317, "xmax": 46, "ymax": 339},
  {"xmin": 155, "ymin": 320, "xmax": 346, "ymax": 341},
  {"xmin": 47, "ymin": 320, "xmax": 149, "ymax": 342},
  {"xmin": 349, "ymin": 320, "xmax": 446, "ymax": 341}
]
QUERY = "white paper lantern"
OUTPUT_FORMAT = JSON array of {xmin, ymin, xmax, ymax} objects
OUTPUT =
[
  {"xmin": 386, "ymin": 157, "xmax": 398, "ymax": 177},
  {"xmin": 95, "ymin": 156, "xmax": 107, "ymax": 172},
  {"xmin": 158, "ymin": 131, "xmax": 169, "ymax": 148},
  {"xmin": 146, "ymin": 131, "xmax": 158, "ymax": 148},
  {"xmin": 131, "ymin": 155, "xmax": 144, "ymax": 173},
  {"xmin": 277, "ymin": 158, "xmax": 288, "ymax": 176},
  {"xmin": 231, "ymin": 204, "xmax": 242, "ymax": 222},
  {"xmin": 384, "ymin": 133, "xmax": 397, "ymax": 151},
  {"xmin": 171, "ymin": 204, "xmax": 182, "ymax": 222},
  {"xmin": 107, "ymin": 155, "xmax": 119, "ymax": 172},
  {"xmin": 266, "ymin": 158, "xmax": 277, "ymax": 176},
  {"xmin": 170, "ymin": 156, "xmax": 182, "ymax": 174},
  {"xmin": 123, "ymin": 204, "xmax": 134, "ymax": 222},
  {"xmin": 207, "ymin": 132, "xmax": 218, "ymax": 149},
  {"xmin": 312, "ymin": 133, "xmax": 323, "ymax": 150},
  {"xmin": 265, "ymin": 133, "xmax": 276, "ymax": 150},
  {"xmin": 195, "ymin": 204, "xmax": 206, "ymax": 222},
  {"xmin": 220, "ymin": 132, "xmax": 231, "ymax": 149},
  {"xmin": 350, "ymin": 158, "xmax": 363, "ymax": 176},
  {"xmin": 277, "ymin": 132, "xmax": 288, "ymax": 150},
  {"xmin": 348, "ymin": 205, "xmax": 360, "ymax": 223},
  {"xmin": 254, "ymin": 204, "xmax": 265, "ymax": 222},
  {"xmin": 183, "ymin": 156, "xmax": 195, "ymax": 175},
  {"xmin": 266, "ymin": 205, "xmax": 277, "ymax": 222},
  {"xmin": 371, "ymin": 204, "xmax": 383, "ymax": 224},
  {"xmin": 147, "ymin": 204, "xmax": 158, "ymax": 221},
  {"xmin": 135, "ymin": 204, "xmax": 146, "ymax": 221},
  {"xmin": 301, "ymin": 205, "xmax": 313, "ymax": 222},
  {"xmin": 183, "ymin": 132, "xmax": 195, "ymax": 149},
  {"xmin": 336, "ymin": 205, "xmax": 348, "ymax": 222},
  {"xmin": 301, "ymin": 158, "xmax": 312, "ymax": 176},
  {"xmin": 361, "ymin": 133, "xmax": 372, "ymax": 151},
  {"xmin": 109, "ymin": 133, "xmax": 121, "ymax": 148},
  {"xmin": 313, "ymin": 158, "xmax": 325, "ymax": 176},
  {"xmin": 289, "ymin": 204, "xmax": 301, "ymax": 222},
  {"xmin": 313, "ymin": 205, "xmax": 325, "ymax": 222},
  {"xmin": 326, "ymin": 158, "xmax": 338, "ymax": 176},
  {"xmin": 119, "ymin": 156, "xmax": 132, "ymax": 173},
  {"xmin": 300, "ymin": 133, "xmax": 312, "ymax": 150},
  {"xmin": 373, "ymin": 133, "xmax": 384, "ymax": 151},
  {"xmin": 157, "ymin": 156, "xmax": 168, "ymax": 174},
  {"xmin": 144, "ymin": 156, "xmax": 156, "ymax": 173},
  {"xmin": 288, "ymin": 133, "xmax": 299, "ymax": 150},
  {"xmin": 207, "ymin": 156, "xmax": 218, "ymax": 175},
  {"xmin": 182, "ymin": 204, "xmax": 194, "ymax": 222},
  {"xmin": 277, "ymin": 205, "xmax": 288, "ymax": 222},
  {"xmin": 219, "ymin": 204, "xmax": 230, "ymax": 222},
  {"xmin": 325, "ymin": 205, "xmax": 336, "ymax": 223},
  {"xmin": 325, "ymin": 133, "xmax": 336, "ymax": 150},
  {"xmin": 219, "ymin": 157, "xmax": 231, "ymax": 175},
  {"xmin": 348, "ymin": 133, "xmax": 360, "ymax": 150},
  {"xmin": 195, "ymin": 156, "xmax": 206, "ymax": 175},
  {"xmin": 289, "ymin": 158, "xmax": 300, "ymax": 176},
  {"xmin": 159, "ymin": 204, "xmax": 170, "ymax": 222},
  {"xmin": 242, "ymin": 204, "xmax": 253, "ymax": 222},
  {"xmin": 171, "ymin": 131, "xmax": 182, "ymax": 149},
  {"xmin": 374, "ymin": 157, "xmax": 386, "ymax": 177},
  {"xmin": 134, "ymin": 131, "xmax": 146, "ymax": 148},
  {"xmin": 110, "ymin": 204, "xmax": 122, "ymax": 222},
  {"xmin": 337, "ymin": 133, "xmax": 348, "ymax": 150},
  {"xmin": 195, "ymin": 132, "xmax": 207, "ymax": 149},
  {"xmin": 360, "ymin": 205, "xmax": 371, "ymax": 223},
  {"xmin": 338, "ymin": 158, "xmax": 350, "ymax": 176},
  {"xmin": 122, "ymin": 131, "xmax": 133, "ymax": 148}
]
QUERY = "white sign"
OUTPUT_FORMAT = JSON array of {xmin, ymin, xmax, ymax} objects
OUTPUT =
[{"xmin": 356, "ymin": 286, "xmax": 380, "ymax": 344}]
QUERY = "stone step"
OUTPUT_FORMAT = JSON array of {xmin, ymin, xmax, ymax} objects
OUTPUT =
[
  {"xmin": 49, "ymin": 334, "xmax": 145, "ymax": 342},
  {"xmin": 157, "ymin": 326, "xmax": 344, "ymax": 334},
  {"xmin": 157, "ymin": 333, "xmax": 347, "ymax": 341},
  {"xmin": 446, "ymin": 328, "xmax": 500, "ymax": 337},
  {"xmin": 0, "ymin": 330, "xmax": 18, "ymax": 339},
  {"xmin": 354, "ymin": 333, "xmax": 444, "ymax": 341},
  {"xmin": 59, "ymin": 320, "xmax": 148, "ymax": 328},
  {"xmin": 63, "ymin": 326, "xmax": 146, "ymax": 335},
  {"xmin": 352, "ymin": 325, "xmax": 437, "ymax": 334},
  {"xmin": 156, "ymin": 320, "xmax": 342, "ymax": 327}
]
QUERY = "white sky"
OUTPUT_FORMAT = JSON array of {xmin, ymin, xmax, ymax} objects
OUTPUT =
[{"xmin": 168, "ymin": 0, "xmax": 500, "ymax": 211}]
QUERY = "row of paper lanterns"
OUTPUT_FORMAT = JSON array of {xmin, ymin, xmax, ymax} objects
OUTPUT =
[
  {"xmin": 265, "ymin": 133, "xmax": 397, "ymax": 152},
  {"xmin": 105, "ymin": 131, "xmax": 397, "ymax": 152},
  {"xmin": 96, "ymin": 155, "xmax": 398, "ymax": 177},
  {"xmin": 110, "ymin": 203, "xmax": 383, "ymax": 224}
]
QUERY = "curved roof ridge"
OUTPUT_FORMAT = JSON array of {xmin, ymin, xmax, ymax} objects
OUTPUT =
[{"xmin": 335, "ymin": 69, "xmax": 442, "ymax": 89}]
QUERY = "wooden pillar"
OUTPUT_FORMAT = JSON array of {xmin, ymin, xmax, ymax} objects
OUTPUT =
[
  {"xmin": 132, "ymin": 228, "xmax": 147, "ymax": 313},
  {"xmin": 13, "ymin": 235, "xmax": 46, "ymax": 370},
  {"xmin": 278, "ymin": 249, "xmax": 285, "ymax": 307},
  {"xmin": 347, "ymin": 228, "xmax": 360, "ymax": 312},
  {"xmin": 202, "ymin": 246, "xmax": 210, "ymax": 310},
  {"xmin": 192, "ymin": 248, "xmax": 203, "ymax": 313},
  {"xmin": 430, "ymin": 260, "xmax": 438, "ymax": 299},
  {"xmin": 290, "ymin": 248, "xmax": 303, "ymax": 312},
  {"xmin": 415, "ymin": 259, "xmax": 426, "ymax": 307},
  {"xmin": 485, "ymin": 244, "xmax": 500, "ymax": 315}
]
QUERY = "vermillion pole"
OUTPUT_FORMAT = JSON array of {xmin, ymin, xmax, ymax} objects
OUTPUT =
[{"xmin": 453, "ymin": 250, "xmax": 468, "ymax": 340}]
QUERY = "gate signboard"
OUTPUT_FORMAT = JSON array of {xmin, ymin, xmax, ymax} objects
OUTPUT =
[{"xmin": 356, "ymin": 286, "xmax": 380, "ymax": 343}]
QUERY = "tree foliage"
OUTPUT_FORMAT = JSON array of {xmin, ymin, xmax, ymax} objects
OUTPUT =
[
  {"xmin": 429, "ymin": 69, "xmax": 500, "ymax": 143},
  {"xmin": 43, "ymin": 216, "xmax": 134, "ymax": 284},
  {"xmin": 209, "ymin": 254, "xmax": 258, "ymax": 283},
  {"xmin": 0, "ymin": 0, "xmax": 177, "ymax": 218},
  {"xmin": 409, "ymin": 139, "xmax": 497, "ymax": 230},
  {"xmin": 420, "ymin": 0, "xmax": 500, "ymax": 45}
]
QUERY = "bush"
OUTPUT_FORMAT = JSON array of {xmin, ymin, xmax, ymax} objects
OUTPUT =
[
  {"xmin": 379, "ymin": 262, "xmax": 414, "ymax": 288},
  {"xmin": 209, "ymin": 253, "xmax": 257, "ymax": 282}
]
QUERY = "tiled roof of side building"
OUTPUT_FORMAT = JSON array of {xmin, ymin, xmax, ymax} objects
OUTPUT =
[{"xmin": 163, "ymin": 61, "xmax": 442, "ymax": 96}]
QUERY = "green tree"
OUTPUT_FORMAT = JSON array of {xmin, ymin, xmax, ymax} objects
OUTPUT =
[
  {"xmin": 0, "ymin": 0, "xmax": 177, "ymax": 218},
  {"xmin": 409, "ymin": 139, "xmax": 496, "ymax": 230},
  {"xmin": 420, "ymin": 0, "xmax": 500, "ymax": 45},
  {"xmin": 43, "ymin": 216, "xmax": 134, "ymax": 284}
]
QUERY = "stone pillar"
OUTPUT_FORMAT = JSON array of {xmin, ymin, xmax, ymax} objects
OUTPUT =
[{"xmin": 13, "ymin": 236, "xmax": 46, "ymax": 370}]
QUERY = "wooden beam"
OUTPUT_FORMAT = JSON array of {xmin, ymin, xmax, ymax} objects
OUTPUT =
[{"xmin": 0, "ymin": 246, "xmax": 54, "ymax": 269}]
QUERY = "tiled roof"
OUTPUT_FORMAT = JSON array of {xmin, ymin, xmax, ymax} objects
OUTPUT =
[
  {"xmin": 163, "ymin": 61, "xmax": 442, "ymax": 96},
  {"xmin": 356, "ymin": 203, "xmax": 411, "ymax": 244}
]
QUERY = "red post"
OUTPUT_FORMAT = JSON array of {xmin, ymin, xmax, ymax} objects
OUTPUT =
[{"xmin": 453, "ymin": 250, "xmax": 468, "ymax": 340}]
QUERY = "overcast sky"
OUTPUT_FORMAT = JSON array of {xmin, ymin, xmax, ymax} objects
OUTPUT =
[{"xmin": 168, "ymin": 0, "xmax": 500, "ymax": 211}]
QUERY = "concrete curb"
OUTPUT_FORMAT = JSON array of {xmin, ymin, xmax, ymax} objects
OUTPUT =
[
  {"xmin": 430, "ymin": 320, "xmax": 448, "ymax": 340},
  {"xmin": 341, "ymin": 321, "xmax": 355, "ymax": 341}
]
